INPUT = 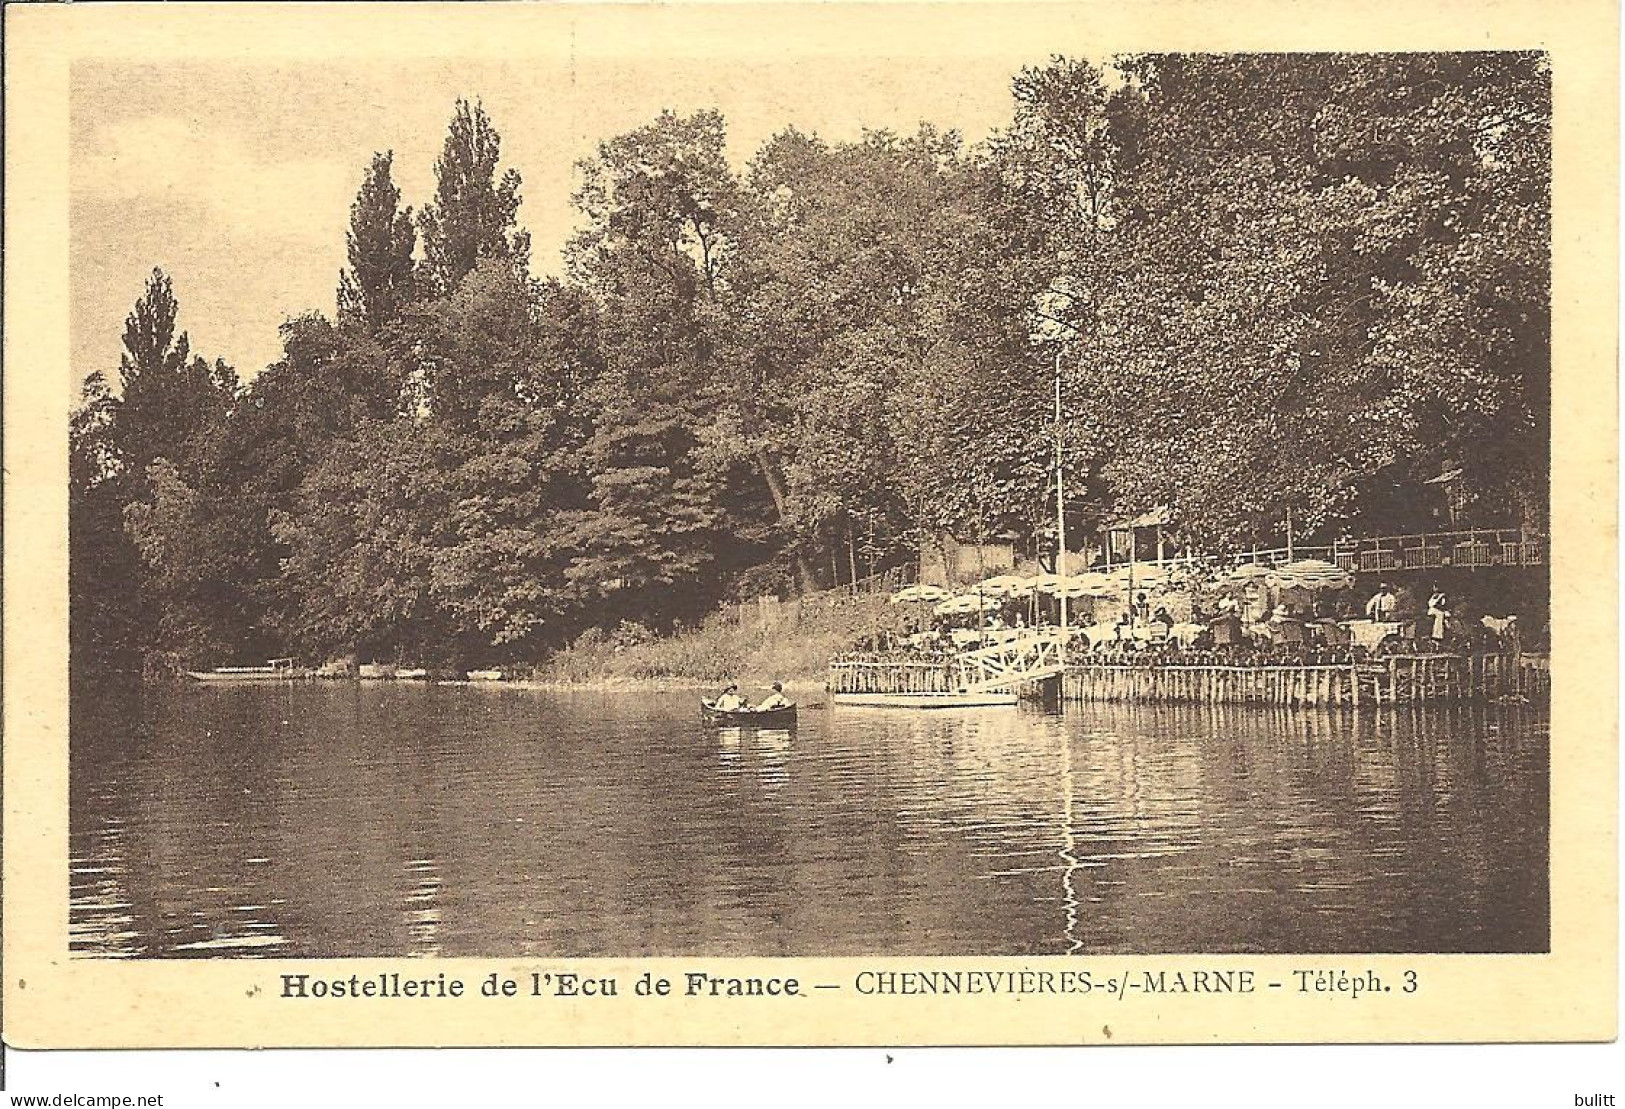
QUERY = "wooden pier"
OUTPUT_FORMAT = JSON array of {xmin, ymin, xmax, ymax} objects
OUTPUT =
[
  {"xmin": 831, "ymin": 651, "xmax": 1549, "ymax": 707},
  {"xmin": 1062, "ymin": 653, "xmax": 1546, "ymax": 706},
  {"xmin": 1063, "ymin": 662, "xmax": 1362, "ymax": 706},
  {"xmin": 828, "ymin": 658, "xmax": 956, "ymax": 695}
]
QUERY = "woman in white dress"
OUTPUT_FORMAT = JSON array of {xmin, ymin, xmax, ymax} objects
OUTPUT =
[{"xmin": 1427, "ymin": 589, "xmax": 1450, "ymax": 641}]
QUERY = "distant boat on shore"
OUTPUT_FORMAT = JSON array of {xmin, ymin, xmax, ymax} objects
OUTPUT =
[
  {"xmin": 186, "ymin": 658, "xmax": 308, "ymax": 683},
  {"xmin": 355, "ymin": 663, "xmax": 439, "ymax": 681}
]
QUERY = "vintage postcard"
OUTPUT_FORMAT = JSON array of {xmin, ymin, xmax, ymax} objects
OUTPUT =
[{"xmin": 3, "ymin": 0, "xmax": 1616, "ymax": 1050}]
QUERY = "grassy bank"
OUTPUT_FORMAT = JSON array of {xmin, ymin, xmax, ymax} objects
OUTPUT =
[{"xmin": 537, "ymin": 593, "xmax": 901, "ymax": 688}]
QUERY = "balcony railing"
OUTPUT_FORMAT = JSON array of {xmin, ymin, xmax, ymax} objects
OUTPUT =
[{"xmin": 1103, "ymin": 529, "xmax": 1545, "ymax": 573}]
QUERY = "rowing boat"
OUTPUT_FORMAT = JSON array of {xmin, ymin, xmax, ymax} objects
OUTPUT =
[{"xmin": 700, "ymin": 700, "xmax": 798, "ymax": 727}]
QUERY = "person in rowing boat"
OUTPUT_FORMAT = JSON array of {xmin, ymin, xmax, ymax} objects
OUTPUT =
[
  {"xmin": 756, "ymin": 682, "xmax": 791, "ymax": 710},
  {"xmin": 714, "ymin": 683, "xmax": 746, "ymax": 711}
]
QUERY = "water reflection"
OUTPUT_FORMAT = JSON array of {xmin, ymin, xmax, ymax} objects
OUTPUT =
[{"xmin": 70, "ymin": 687, "xmax": 1548, "ymax": 957}]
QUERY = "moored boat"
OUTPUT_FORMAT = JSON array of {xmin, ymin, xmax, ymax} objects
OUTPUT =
[{"xmin": 701, "ymin": 699, "xmax": 798, "ymax": 727}]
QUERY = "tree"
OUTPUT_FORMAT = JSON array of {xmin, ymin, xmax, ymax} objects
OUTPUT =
[
  {"xmin": 417, "ymin": 99, "xmax": 530, "ymax": 297},
  {"xmin": 337, "ymin": 151, "xmax": 417, "ymax": 331},
  {"xmin": 565, "ymin": 110, "xmax": 778, "ymax": 613},
  {"xmin": 70, "ymin": 372, "xmax": 142, "ymax": 680},
  {"xmin": 112, "ymin": 268, "xmax": 238, "ymax": 493},
  {"xmin": 555, "ymin": 392, "xmax": 734, "ymax": 626},
  {"xmin": 416, "ymin": 263, "xmax": 602, "ymax": 656},
  {"xmin": 741, "ymin": 125, "xmax": 1070, "ymax": 570},
  {"xmin": 71, "ymin": 270, "xmax": 247, "ymax": 672},
  {"xmin": 269, "ymin": 265, "xmax": 603, "ymax": 663},
  {"xmin": 271, "ymin": 419, "xmax": 456, "ymax": 663},
  {"xmin": 737, "ymin": 127, "xmax": 962, "ymax": 580},
  {"xmin": 124, "ymin": 458, "xmax": 259, "ymax": 666},
  {"xmin": 1016, "ymin": 53, "xmax": 1551, "ymax": 548},
  {"xmin": 207, "ymin": 312, "xmax": 408, "ymax": 654}
]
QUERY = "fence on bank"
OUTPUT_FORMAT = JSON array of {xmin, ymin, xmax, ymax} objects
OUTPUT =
[{"xmin": 729, "ymin": 565, "xmax": 917, "ymax": 633}]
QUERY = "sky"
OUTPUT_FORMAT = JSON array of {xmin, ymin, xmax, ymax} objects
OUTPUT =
[{"xmin": 70, "ymin": 51, "xmax": 1043, "ymax": 385}]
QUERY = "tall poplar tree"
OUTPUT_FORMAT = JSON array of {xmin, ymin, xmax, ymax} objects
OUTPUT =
[
  {"xmin": 70, "ymin": 270, "xmax": 247, "ymax": 672},
  {"xmin": 337, "ymin": 151, "xmax": 418, "ymax": 331},
  {"xmin": 105, "ymin": 268, "xmax": 238, "ymax": 499},
  {"xmin": 417, "ymin": 99, "xmax": 530, "ymax": 297}
]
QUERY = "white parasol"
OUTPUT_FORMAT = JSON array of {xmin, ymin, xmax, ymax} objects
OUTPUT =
[
  {"xmin": 1108, "ymin": 564, "xmax": 1171, "ymax": 590},
  {"xmin": 891, "ymin": 584, "xmax": 951, "ymax": 605},
  {"xmin": 933, "ymin": 593, "xmax": 1002, "ymax": 617},
  {"xmin": 1267, "ymin": 558, "xmax": 1355, "ymax": 592},
  {"xmin": 1224, "ymin": 562, "xmax": 1273, "ymax": 583}
]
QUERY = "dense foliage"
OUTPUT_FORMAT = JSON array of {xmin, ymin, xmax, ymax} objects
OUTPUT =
[{"xmin": 70, "ymin": 56, "xmax": 1551, "ymax": 673}]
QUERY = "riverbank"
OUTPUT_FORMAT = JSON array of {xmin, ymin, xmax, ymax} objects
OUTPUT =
[{"xmin": 534, "ymin": 592, "xmax": 897, "ymax": 688}]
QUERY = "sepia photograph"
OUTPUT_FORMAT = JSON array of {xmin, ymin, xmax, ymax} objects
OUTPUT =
[
  {"xmin": 5, "ymin": 0, "xmax": 1617, "ymax": 1065},
  {"xmin": 63, "ymin": 43, "xmax": 1554, "ymax": 962}
]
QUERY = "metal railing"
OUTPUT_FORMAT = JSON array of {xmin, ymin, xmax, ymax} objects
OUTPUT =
[{"xmin": 953, "ymin": 627, "xmax": 1068, "ymax": 692}]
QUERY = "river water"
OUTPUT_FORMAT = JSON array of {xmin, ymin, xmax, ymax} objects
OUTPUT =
[{"xmin": 69, "ymin": 685, "xmax": 1548, "ymax": 958}]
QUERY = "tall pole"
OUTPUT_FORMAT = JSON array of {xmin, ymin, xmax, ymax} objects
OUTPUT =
[
  {"xmin": 1054, "ymin": 348, "xmax": 1068, "ymax": 666},
  {"xmin": 1129, "ymin": 518, "xmax": 1137, "ymax": 621}
]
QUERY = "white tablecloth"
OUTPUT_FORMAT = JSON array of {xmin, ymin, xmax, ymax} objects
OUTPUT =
[
  {"xmin": 1344, "ymin": 620, "xmax": 1401, "ymax": 652},
  {"xmin": 1081, "ymin": 625, "xmax": 1118, "ymax": 648},
  {"xmin": 1169, "ymin": 622, "xmax": 1206, "ymax": 647}
]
